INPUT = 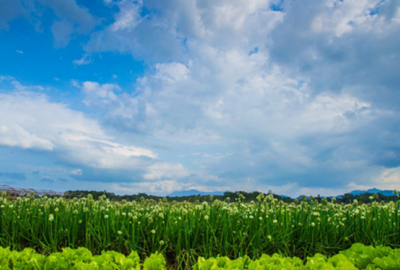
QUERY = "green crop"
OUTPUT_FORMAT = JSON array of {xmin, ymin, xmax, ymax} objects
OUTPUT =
[
  {"xmin": 0, "ymin": 246, "xmax": 163, "ymax": 269},
  {"xmin": 0, "ymin": 193, "xmax": 400, "ymax": 268},
  {"xmin": 1, "ymin": 243, "xmax": 400, "ymax": 269}
]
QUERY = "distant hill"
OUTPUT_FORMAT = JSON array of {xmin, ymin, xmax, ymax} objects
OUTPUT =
[
  {"xmin": 167, "ymin": 189, "xmax": 225, "ymax": 197},
  {"xmin": 347, "ymin": 188, "xmax": 395, "ymax": 196},
  {"xmin": 295, "ymin": 188, "xmax": 396, "ymax": 200},
  {"xmin": 167, "ymin": 187, "xmax": 397, "ymax": 199}
]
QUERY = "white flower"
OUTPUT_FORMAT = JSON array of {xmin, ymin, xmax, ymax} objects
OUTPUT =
[
  {"xmin": 49, "ymin": 214, "xmax": 54, "ymax": 222},
  {"xmin": 104, "ymin": 214, "xmax": 109, "ymax": 219},
  {"xmin": 118, "ymin": 231, "xmax": 122, "ymax": 235},
  {"xmin": 204, "ymin": 215, "xmax": 209, "ymax": 220},
  {"xmin": 159, "ymin": 240, "xmax": 165, "ymax": 245},
  {"xmin": 151, "ymin": 229, "xmax": 156, "ymax": 234}
]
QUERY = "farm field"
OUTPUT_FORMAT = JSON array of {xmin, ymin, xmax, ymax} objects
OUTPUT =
[
  {"xmin": 2, "ymin": 243, "xmax": 400, "ymax": 269},
  {"xmin": 1, "ymin": 193, "xmax": 400, "ymax": 269}
]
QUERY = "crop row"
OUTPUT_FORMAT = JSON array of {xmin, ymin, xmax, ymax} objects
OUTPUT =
[
  {"xmin": 1, "ymin": 243, "xmax": 399, "ymax": 269},
  {"xmin": 1, "ymin": 193, "xmax": 400, "ymax": 267},
  {"xmin": 0, "ymin": 246, "xmax": 162, "ymax": 269}
]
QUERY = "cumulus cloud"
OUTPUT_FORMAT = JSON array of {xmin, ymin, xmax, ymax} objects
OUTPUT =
[
  {"xmin": 0, "ymin": 91, "xmax": 157, "ymax": 169},
  {"xmin": 269, "ymin": 0, "xmax": 400, "ymax": 104},
  {"xmin": 110, "ymin": 179, "xmax": 187, "ymax": 196},
  {"xmin": 0, "ymin": 78, "xmax": 194, "ymax": 182},
  {"xmin": 77, "ymin": 0, "xmax": 400, "ymax": 195},
  {"xmin": 143, "ymin": 162, "xmax": 190, "ymax": 180},
  {"xmin": 85, "ymin": 0, "xmax": 284, "ymax": 62},
  {"xmin": 373, "ymin": 167, "xmax": 400, "ymax": 189},
  {"xmin": 79, "ymin": 81, "xmax": 141, "ymax": 121},
  {"xmin": 2, "ymin": 0, "xmax": 400, "ymax": 196}
]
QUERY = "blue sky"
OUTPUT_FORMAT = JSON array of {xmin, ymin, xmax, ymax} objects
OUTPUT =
[{"xmin": 1, "ymin": 0, "xmax": 400, "ymax": 197}]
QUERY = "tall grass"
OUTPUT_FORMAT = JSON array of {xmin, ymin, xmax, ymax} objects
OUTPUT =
[{"xmin": 0, "ymin": 193, "xmax": 399, "ymax": 268}]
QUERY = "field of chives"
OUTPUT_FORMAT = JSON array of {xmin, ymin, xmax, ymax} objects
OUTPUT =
[{"xmin": 1, "ymin": 192, "xmax": 400, "ymax": 269}]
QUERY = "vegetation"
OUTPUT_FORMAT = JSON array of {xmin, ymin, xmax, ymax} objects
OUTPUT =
[
  {"xmin": 64, "ymin": 189, "xmax": 399, "ymax": 204},
  {"xmin": 0, "ymin": 246, "xmax": 163, "ymax": 269},
  {"xmin": 1, "ymin": 243, "xmax": 400, "ymax": 269},
  {"xmin": 1, "ymin": 191, "xmax": 400, "ymax": 269}
]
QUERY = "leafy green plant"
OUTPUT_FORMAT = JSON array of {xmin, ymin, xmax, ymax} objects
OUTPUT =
[{"xmin": 1, "ymin": 193, "xmax": 400, "ymax": 268}]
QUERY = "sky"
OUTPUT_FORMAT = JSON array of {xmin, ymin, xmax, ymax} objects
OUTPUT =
[{"xmin": 0, "ymin": 0, "xmax": 400, "ymax": 197}]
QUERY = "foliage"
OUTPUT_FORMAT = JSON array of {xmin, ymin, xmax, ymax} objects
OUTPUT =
[
  {"xmin": 194, "ymin": 243, "xmax": 400, "ymax": 269},
  {"xmin": 1, "ymin": 193, "xmax": 400, "ymax": 268},
  {"xmin": 2, "ymin": 244, "xmax": 400, "ymax": 269},
  {"xmin": 0, "ymin": 246, "xmax": 147, "ymax": 269},
  {"xmin": 63, "ymin": 190, "xmax": 400, "ymax": 204}
]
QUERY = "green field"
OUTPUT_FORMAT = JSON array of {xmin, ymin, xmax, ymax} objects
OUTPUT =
[{"xmin": 1, "ymin": 192, "xmax": 399, "ymax": 269}]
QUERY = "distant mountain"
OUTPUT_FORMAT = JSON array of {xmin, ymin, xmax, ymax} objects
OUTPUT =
[
  {"xmin": 278, "ymin": 194, "xmax": 290, "ymax": 198},
  {"xmin": 167, "ymin": 188, "xmax": 397, "ymax": 199},
  {"xmin": 347, "ymin": 188, "xmax": 395, "ymax": 196},
  {"xmin": 167, "ymin": 189, "xmax": 225, "ymax": 197},
  {"xmin": 295, "ymin": 188, "xmax": 396, "ymax": 200}
]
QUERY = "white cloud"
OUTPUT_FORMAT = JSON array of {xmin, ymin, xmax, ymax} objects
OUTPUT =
[
  {"xmin": 82, "ymin": 81, "xmax": 120, "ymax": 100},
  {"xmin": 73, "ymin": 53, "xmax": 91, "ymax": 65},
  {"xmin": 110, "ymin": 179, "xmax": 184, "ymax": 196},
  {"xmin": 311, "ymin": 0, "xmax": 383, "ymax": 36},
  {"xmin": 3, "ymin": 0, "xmax": 400, "ymax": 194},
  {"xmin": 0, "ymin": 80, "xmax": 156, "ymax": 170},
  {"xmin": 111, "ymin": 0, "xmax": 143, "ymax": 31},
  {"xmin": 0, "ymin": 123, "xmax": 54, "ymax": 150},
  {"xmin": 85, "ymin": 0, "xmax": 283, "ymax": 62},
  {"xmin": 78, "ymin": 0, "xmax": 400, "ymax": 194},
  {"xmin": 79, "ymin": 81, "xmax": 139, "ymax": 119},
  {"xmin": 143, "ymin": 162, "xmax": 190, "ymax": 180},
  {"xmin": 373, "ymin": 167, "xmax": 400, "ymax": 188},
  {"xmin": 70, "ymin": 169, "xmax": 82, "ymax": 176}
]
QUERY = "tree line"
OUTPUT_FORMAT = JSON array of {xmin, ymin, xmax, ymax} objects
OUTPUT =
[{"xmin": 63, "ymin": 189, "xmax": 398, "ymax": 204}]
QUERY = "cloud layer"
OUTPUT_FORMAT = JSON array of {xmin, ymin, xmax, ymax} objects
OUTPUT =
[{"xmin": 1, "ymin": 0, "xmax": 400, "ymax": 196}]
